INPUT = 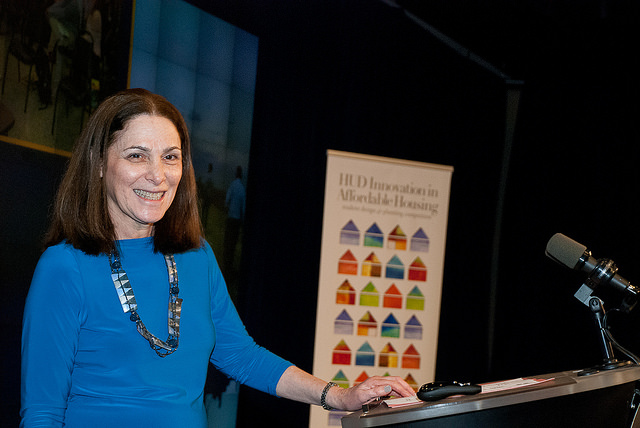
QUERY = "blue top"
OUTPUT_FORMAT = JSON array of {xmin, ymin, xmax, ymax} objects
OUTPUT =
[{"xmin": 21, "ymin": 238, "xmax": 292, "ymax": 427}]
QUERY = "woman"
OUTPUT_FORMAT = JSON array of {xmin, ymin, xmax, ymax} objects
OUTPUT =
[{"xmin": 20, "ymin": 89, "xmax": 415, "ymax": 427}]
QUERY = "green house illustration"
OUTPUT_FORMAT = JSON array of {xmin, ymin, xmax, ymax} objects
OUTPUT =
[{"xmin": 359, "ymin": 282, "xmax": 379, "ymax": 307}]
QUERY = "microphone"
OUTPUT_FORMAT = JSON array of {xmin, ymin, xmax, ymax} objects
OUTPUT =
[{"xmin": 545, "ymin": 233, "xmax": 639, "ymax": 305}]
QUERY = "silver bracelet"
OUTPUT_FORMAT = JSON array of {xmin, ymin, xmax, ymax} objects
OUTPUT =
[{"xmin": 321, "ymin": 382, "xmax": 338, "ymax": 410}]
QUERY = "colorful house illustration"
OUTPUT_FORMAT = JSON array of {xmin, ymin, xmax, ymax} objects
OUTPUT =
[
  {"xmin": 404, "ymin": 315, "xmax": 423, "ymax": 339},
  {"xmin": 362, "ymin": 252, "xmax": 382, "ymax": 277},
  {"xmin": 332, "ymin": 340, "xmax": 352, "ymax": 365},
  {"xmin": 338, "ymin": 250, "xmax": 358, "ymax": 275},
  {"xmin": 359, "ymin": 282, "xmax": 379, "ymax": 307},
  {"xmin": 331, "ymin": 370, "xmax": 350, "ymax": 388},
  {"xmin": 355, "ymin": 342, "xmax": 375, "ymax": 366},
  {"xmin": 336, "ymin": 280, "xmax": 356, "ymax": 305},
  {"xmin": 411, "ymin": 228, "xmax": 430, "ymax": 252},
  {"xmin": 379, "ymin": 343, "xmax": 398, "ymax": 368},
  {"xmin": 357, "ymin": 311, "xmax": 378, "ymax": 336},
  {"xmin": 408, "ymin": 257, "xmax": 427, "ymax": 281},
  {"xmin": 383, "ymin": 284, "xmax": 403, "ymax": 308},
  {"xmin": 385, "ymin": 254, "xmax": 404, "ymax": 279},
  {"xmin": 340, "ymin": 220, "xmax": 360, "ymax": 245},
  {"xmin": 404, "ymin": 373, "xmax": 419, "ymax": 391},
  {"xmin": 402, "ymin": 344, "xmax": 421, "ymax": 369},
  {"xmin": 381, "ymin": 313, "xmax": 400, "ymax": 338},
  {"xmin": 364, "ymin": 223, "xmax": 384, "ymax": 247},
  {"xmin": 387, "ymin": 225, "xmax": 407, "ymax": 250},
  {"xmin": 334, "ymin": 310, "xmax": 354, "ymax": 335},
  {"xmin": 406, "ymin": 286, "xmax": 425, "ymax": 311},
  {"xmin": 354, "ymin": 371, "xmax": 370, "ymax": 386}
]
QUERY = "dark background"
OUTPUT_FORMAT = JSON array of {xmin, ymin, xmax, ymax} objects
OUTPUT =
[{"xmin": 3, "ymin": 0, "xmax": 639, "ymax": 426}]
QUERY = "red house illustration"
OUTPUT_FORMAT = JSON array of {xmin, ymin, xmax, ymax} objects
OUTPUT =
[
  {"xmin": 383, "ymin": 284, "xmax": 403, "ymax": 308},
  {"xmin": 336, "ymin": 279, "xmax": 356, "ymax": 305},
  {"xmin": 402, "ymin": 344, "xmax": 420, "ymax": 369},
  {"xmin": 338, "ymin": 250, "xmax": 358, "ymax": 275},
  {"xmin": 408, "ymin": 256, "xmax": 427, "ymax": 281},
  {"xmin": 332, "ymin": 340, "xmax": 352, "ymax": 365}
]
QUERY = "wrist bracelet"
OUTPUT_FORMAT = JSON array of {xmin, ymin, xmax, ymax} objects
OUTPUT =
[{"xmin": 321, "ymin": 382, "xmax": 338, "ymax": 410}]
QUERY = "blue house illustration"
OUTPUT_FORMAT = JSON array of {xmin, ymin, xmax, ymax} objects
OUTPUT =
[
  {"xmin": 355, "ymin": 341, "xmax": 376, "ymax": 366},
  {"xmin": 381, "ymin": 313, "xmax": 401, "ymax": 338},
  {"xmin": 385, "ymin": 254, "xmax": 404, "ymax": 279},
  {"xmin": 364, "ymin": 223, "xmax": 384, "ymax": 247}
]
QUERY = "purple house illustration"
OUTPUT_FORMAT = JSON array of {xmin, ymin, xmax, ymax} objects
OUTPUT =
[
  {"xmin": 340, "ymin": 220, "xmax": 360, "ymax": 245},
  {"xmin": 404, "ymin": 315, "xmax": 423, "ymax": 339},
  {"xmin": 334, "ymin": 309, "xmax": 354, "ymax": 335},
  {"xmin": 411, "ymin": 228, "xmax": 430, "ymax": 252}
]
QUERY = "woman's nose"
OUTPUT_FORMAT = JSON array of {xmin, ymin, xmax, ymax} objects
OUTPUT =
[{"xmin": 146, "ymin": 159, "xmax": 165, "ymax": 184}]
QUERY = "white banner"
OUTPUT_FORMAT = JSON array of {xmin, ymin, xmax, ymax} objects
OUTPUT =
[{"xmin": 310, "ymin": 150, "xmax": 453, "ymax": 427}]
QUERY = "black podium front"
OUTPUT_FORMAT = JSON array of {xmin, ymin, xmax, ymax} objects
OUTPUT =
[{"xmin": 341, "ymin": 365, "xmax": 640, "ymax": 427}]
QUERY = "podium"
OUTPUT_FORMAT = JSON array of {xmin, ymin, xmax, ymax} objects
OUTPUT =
[{"xmin": 341, "ymin": 365, "xmax": 640, "ymax": 427}]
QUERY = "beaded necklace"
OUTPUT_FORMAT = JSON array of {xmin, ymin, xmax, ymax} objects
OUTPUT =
[{"xmin": 109, "ymin": 249, "xmax": 182, "ymax": 357}]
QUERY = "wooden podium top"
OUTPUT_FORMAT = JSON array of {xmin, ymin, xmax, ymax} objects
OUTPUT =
[{"xmin": 341, "ymin": 364, "xmax": 640, "ymax": 427}]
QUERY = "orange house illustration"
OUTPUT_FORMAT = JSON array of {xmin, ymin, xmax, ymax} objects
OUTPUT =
[
  {"xmin": 378, "ymin": 343, "xmax": 398, "ymax": 368},
  {"xmin": 383, "ymin": 284, "xmax": 403, "ymax": 308},
  {"xmin": 408, "ymin": 257, "xmax": 427, "ymax": 281},
  {"xmin": 354, "ymin": 371, "xmax": 370, "ymax": 386},
  {"xmin": 332, "ymin": 340, "xmax": 352, "ymax": 365},
  {"xmin": 402, "ymin": 344, "xmax": 421, "ymax": 369},
  {"xmin": 338, "ymin": 250, "xmax": 358, "ymax": 275},
  {"xmin": 361, "ymin": 252, "xmax": 382, "ymax": 277},
  {"xmin": 387, "ymin": 225, "xmax": 407, "ymax": 250},
  {"xmin": 336, "ymin": 280, "xmax": 356, "ymax": 305}
]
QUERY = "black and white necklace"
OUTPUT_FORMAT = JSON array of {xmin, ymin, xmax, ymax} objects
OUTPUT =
[{"xmin": 109, "ymin": 248, "xmax": 182, "ymax": 357}]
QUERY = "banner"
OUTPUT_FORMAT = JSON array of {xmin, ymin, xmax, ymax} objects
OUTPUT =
[{"xmin": 310, "ymin": 150, "xmax": 453, "ymax": 427}]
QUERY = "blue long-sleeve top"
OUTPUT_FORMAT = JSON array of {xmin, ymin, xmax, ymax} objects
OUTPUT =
[{"xmin": 21, "ymin": 237, "xmax": 292, "ymax": 427}]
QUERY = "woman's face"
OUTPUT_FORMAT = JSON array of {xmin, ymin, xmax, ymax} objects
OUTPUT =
[{"xmin": 103, "ymin": 114, "xmax": 182, "ymax": 239}]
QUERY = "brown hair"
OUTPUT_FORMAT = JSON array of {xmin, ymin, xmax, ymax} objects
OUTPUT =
[{"xmin": 45, "ymin": 88, "xmax": 203, "ymax": 255}]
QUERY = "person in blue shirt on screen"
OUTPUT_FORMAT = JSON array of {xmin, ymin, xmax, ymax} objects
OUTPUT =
[{"xmin": 20, "ymin": 88, "xmax": 415, "ymax": 427}]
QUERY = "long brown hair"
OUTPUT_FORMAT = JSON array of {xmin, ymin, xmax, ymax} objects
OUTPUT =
[{"xmin": 45, "ymin": 88, "xmax": 203, "ymax": 255}]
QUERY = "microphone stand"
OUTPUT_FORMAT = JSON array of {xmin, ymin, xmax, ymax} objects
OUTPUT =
[{"xmin": 577, "ymin": 296, "xmax": 633, "ymax": 376}]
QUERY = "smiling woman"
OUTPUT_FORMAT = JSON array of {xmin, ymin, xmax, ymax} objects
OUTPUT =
[
  {"xmin": 103, "ymin": 115, "xmax": 183, "ymax": 240},
  {"xmin": 19, "ymin": 88, "xmax": 415, "ymax": 428}
]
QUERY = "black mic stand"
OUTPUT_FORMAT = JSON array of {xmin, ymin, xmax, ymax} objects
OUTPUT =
[
  {"xmin": 573, "ymin": 265, "xmax": 635, "ymax": 376},
  {"xmin": 577, "ymin": 296, "xmax": 633, "ymax": 376}
]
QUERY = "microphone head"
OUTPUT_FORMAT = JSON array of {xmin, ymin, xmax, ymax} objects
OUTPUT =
[{"xmin": 545, "ymin": 233, "xmax": 587, "ymax": 270}]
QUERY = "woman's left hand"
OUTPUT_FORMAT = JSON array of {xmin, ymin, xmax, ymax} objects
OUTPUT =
[{"xmin": 330, "ymin": 375, "xmax": 416, "ymax": 411}]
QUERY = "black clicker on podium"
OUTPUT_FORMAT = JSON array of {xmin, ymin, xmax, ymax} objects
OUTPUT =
[{"xmin": 341, "ymin": 365, "xmax": 640, "ymax": 427}]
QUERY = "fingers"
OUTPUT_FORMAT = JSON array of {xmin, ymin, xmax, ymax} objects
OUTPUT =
[{"xmin": 369, "ymin": 376, "xmax": 416, "ymax": 397}]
